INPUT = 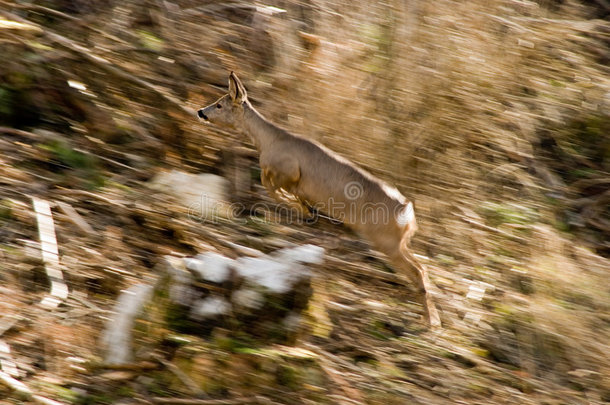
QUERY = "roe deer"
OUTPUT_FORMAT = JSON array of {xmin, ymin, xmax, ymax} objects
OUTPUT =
[{"xmin": 197, "ymin": 72, "xmax": 441, "ymax": 327}]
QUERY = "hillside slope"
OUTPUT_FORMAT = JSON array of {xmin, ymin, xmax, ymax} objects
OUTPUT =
[{"xmin": 0, "ymin": 0, "xmax": 609, "ymax": 403}]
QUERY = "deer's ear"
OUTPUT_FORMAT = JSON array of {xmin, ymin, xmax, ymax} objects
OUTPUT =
[{"xmin": 228, "ymin": 72, "xmax": 247, "ymax": 104}]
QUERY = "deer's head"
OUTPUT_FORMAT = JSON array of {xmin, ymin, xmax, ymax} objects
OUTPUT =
[{"xmin": 197, "ymin": 72, "xmax": 248, "ymax": 129}]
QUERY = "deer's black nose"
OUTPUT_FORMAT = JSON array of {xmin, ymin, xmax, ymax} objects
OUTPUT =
[{"xmin": 197, "ymin": 110, "xmax": 208, "ymax": 120}]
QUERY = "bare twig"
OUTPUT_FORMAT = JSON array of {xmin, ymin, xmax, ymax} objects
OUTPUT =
[
  {"xmin": 67, "ymin": 294, "xmax": 109, "ymax": 314},
  {"xmin": 55, "ymin": 189, "xmax": 128, "ymax": 208},
  {"xmin": 454, "ymin": 212, "xmax": 527, "ymax": 243},
  {"xmin": 0, "ymin": 126, "xmax": 41, "ymax": 140},
  {"xmin": 55, "ymin": 201, "xmax": 95, "ymax": 235},
  {"xmin": 484, "ymin": 13, "xmax": 534, "ymax": 34},
  {"xmin": 72, "ymin": 147, "xmax": 143, "ymax": 173}
]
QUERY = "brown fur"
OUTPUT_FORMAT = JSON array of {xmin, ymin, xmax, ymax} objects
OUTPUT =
[{"xmin": 198, "ymin": 72, "xmax": 440, "ymax": 327}]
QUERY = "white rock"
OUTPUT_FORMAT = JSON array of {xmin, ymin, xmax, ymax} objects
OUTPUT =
[
  {"xmin": 191, "ymin": 296, "xmax": 232, "ymax": 319},
  {"xmin": 148, "ymin": 170, "xmax": 230, "ymax": 220},
  {"xmin": 165, "ymin": 256, "xmax": 196, "ymax": 305},
  {"xmin": 275, "ymin": 244, "xmax": 325, "ymax": 264},
  {"xmin": 232, "ymin": 289, "xmax": 264, "ymax": 309},
  {"xmin": 102, "ymin": 283, "xmax": 154, "ymax": 364},
  {"xmin": 169, "ymin": 283, "xmax": 198, "ymax": 306},
  {"xmin": 185, "ymin": 252, "xmax": 234, "ymax": 283},
  {"xmin": 282, "ymin": 312, "xmax": 302, "ymax": 331},
  {"xmin": 235, "ymin": 256, "xmax": 310, "ymax": 294}
]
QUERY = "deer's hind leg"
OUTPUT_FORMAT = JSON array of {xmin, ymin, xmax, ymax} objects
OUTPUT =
[{"xmin": 384, "ymin": 241, "xmax": 441, "ymax": 328}]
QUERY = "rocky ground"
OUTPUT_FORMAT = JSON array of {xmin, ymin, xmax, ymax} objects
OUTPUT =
[{"xmin": 1, "ymin": 0, "xmax": 609, "ymax": 404}]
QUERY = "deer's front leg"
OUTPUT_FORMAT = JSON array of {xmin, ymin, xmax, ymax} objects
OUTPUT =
[
  {"xmin": 261, "ymin": 165, "xmax": 314, "ymax": 220},
  {"xmin": 261, "ymin": 167, "xmax": 283, "ymax": 202}
]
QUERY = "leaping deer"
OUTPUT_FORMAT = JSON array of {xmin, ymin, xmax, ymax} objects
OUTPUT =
[{"xmin": 197, "ymin": 72, "xmax": 441, "ymax": 327}]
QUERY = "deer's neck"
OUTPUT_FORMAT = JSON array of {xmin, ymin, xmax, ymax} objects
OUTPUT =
[{"xmin": 242, "ymin": 102, "xmax": 286, "ymax": 151}]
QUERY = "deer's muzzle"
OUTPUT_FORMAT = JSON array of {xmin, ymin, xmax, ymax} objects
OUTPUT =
[{"xmin": 197, "ymin": 109, "xmax": 208, "ymax": 121}]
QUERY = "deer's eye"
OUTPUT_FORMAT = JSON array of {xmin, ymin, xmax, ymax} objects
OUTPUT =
[{"xmin": 216, "ymin": 104, "xmax": 222, "ymax": 109}]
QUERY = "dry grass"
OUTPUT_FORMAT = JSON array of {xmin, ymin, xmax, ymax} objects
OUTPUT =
[
  {"xmin": 1, "ymin": 0, "xmax": 609, "ymax": 403},
  {"xmin": 187, "ymin": 0, "xmax": 610, "ymax": 397}
]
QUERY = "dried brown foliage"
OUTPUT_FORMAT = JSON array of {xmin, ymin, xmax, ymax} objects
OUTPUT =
[{"xmin": 0, "ymin": 0, "xmax": 609, "ymax": 403}]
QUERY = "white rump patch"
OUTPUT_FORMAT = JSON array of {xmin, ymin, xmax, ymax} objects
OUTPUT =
[{"xmin": 396, "ymin": 202, "xmax": 415, "ymax": 227}]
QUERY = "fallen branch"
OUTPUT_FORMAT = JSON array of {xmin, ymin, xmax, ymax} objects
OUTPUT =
[
  {"xmin": 0, "ymin": 370, "xmax": 67, "ymax": 405},
  {"xmin": 32, "ymin": 197, "xmax": 68, "ymax": 309},
  {"xmin": 0, "ymin": 370, "xmax": 31, "ymax": 396},
  {"xmin": 0, "ymin": 339, "xmax": 19, "ymax": 377}
]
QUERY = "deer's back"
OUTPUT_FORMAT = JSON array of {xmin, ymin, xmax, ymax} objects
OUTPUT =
[{"xmin": 278, "ymin": 134, "xmax": 410, "ymax": 240}]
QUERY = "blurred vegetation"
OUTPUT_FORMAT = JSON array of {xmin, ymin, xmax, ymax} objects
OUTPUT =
[{"xmin": 0, "ymin": 0, "xmax": 609, "ymax": 404}]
